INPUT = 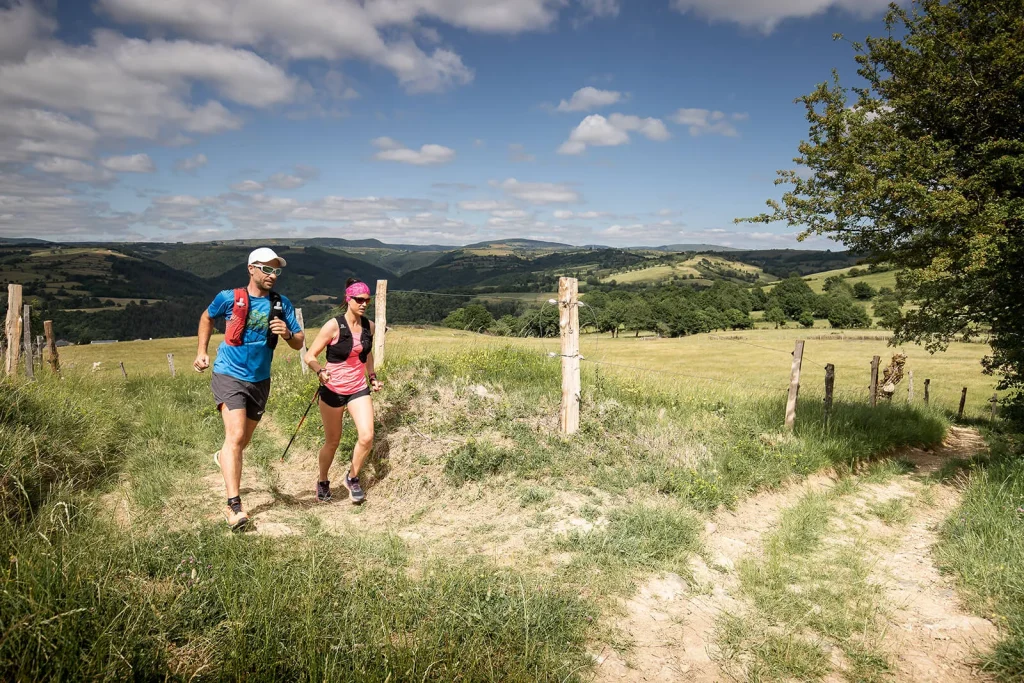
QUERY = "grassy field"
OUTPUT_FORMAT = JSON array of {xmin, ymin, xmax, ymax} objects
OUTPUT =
[
  {"xmin": 7, "ymin": 321, "xmax": 1020, "ymax": 680},
  {"xmin": 61, "ymin": 325, "xmax": 1003, "ymax": 418},
  {"xmin": 600, "ymin": 255, "xmax": 773, "ymax": 285},
  {"xmin": 763, "ymin": 266, "xmax": 899, "ymax": 294}
]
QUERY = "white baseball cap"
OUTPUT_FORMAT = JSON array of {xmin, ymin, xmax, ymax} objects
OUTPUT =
[{"xmin": 248, "ymin": 247, "xmax": 287, "ymax": 267}]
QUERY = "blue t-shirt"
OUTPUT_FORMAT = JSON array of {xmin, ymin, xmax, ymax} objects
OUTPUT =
[{"xmin": 207, "ymin": 289, "xmax": 302, "ymax": 383}]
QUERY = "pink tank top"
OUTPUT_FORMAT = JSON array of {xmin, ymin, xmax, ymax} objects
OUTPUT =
[{"xmin": 324, "ymin": 320, "xmax": 368, "ymax": 395}]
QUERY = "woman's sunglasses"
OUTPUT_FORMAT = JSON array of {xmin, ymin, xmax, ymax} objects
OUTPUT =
[
  {"xmin": 352, "ymin": 296, "xmax": 371, "ymax": 305},
  {"xmin": 253, "ymin": 264, "xmax": 282, "ymax": 276}
]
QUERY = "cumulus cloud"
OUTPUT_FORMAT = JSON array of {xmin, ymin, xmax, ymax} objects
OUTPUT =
[
  {"xmin": 556, "ymin": 86, "xmax": 623, "ymax": 112},
  {"xmin": 101, "ymin": 153, "xmax": 155, "ymax": 173},
  {"xmin": 669, "ymin": 0, "xmax": 893, "ymax": 33},
  {"xmin": 0, "ymin": 32, "xmax": 294, "ymax": 140},
  {"xmin": 267, "ymin": 164, "xmax": 320, "ymax": 189},
  {"xmin": 554, "ymin": 210, "xmax": 611, "ymax": 220},
  {"xmin": 578, "ymin": 0, "xmax": 620, "ymax": 19},
  {"xmin": 174, "ymin": 152, "xmax": 208, "ymax": 172},
  {"xmin": 231, "ymin": 180, "xmax": 265, "ymax": 192},
  {"xmin": 558, "ymin": 113, "xmax": 670, "ymax": 154},
  {"xmin": 372, "ymin": 137, "xmax": 456, "ymax": 165},
  {"xmin": 96, "ymin": 0, "xmax": 511, "ymax": 93},
  {"xmin": 458, "ymin": 200, "xmax": 515, "ymax": 212},
  {"xmin": 0, "ymin": 1, "xmax": 56, "ymax": 63},
  {"xmin": 491, "ymin": 178, "xmax": 581, "ymax": 204},
  {"xmin": 0, "ymin": 108, "xmax": 99, "ymax": 162},
  {"xmin": 34, "ymin": 157, "xmax": 115, "ymax": 184},
  {"xmin": 670, "ymin": 108, "xmax": 747, "ymax": 137}
]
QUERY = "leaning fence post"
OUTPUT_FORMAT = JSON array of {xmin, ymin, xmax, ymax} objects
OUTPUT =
[
  {"xmin": 167, "ymin": 353, "xmax": 176, "ymax": 377},
  {"xmin": 5, "ymin": 284, "xmax": 23, "ymax": 377},
  {"xmin": 958, "ymin": 387, "xmax": 967, "ymax": 420},
  {"xmin": 295, "ymin": 307, "xmax": 308, "ymax": 374},
  {"xmin": 924, "ymin": 378, "xmax": 931, "ymax": 405},
  {"xmin": 22, "ymin": 304, "xmax": 33, "ymax": 380},
  {"xmin": 869, "ymin": 355, "xmax": 880, "ymax": 407},
  {"xmin": 823, "ymin": 363, "xmax": 835, "ymax": 428},
  {"xmin": 907, "ymin": 370, "xmax": 914, "ymax": 402},
  {"xmin": 119, "ymin": 361, "xmax": 128, "ymax": 379},
  {"xmin": 785, "ymin": 340, "xmax": 805, "ymax": 431},
  {"xmin": 558, "ymin": 276, "xmax": 581, "ymax": 435},
  {"xmin": 374, "ymin": 279, "xmax": 387, "ymax": 369},
  {"xmin": 43, "ymin": 321, "xmax": 59, "ymax": 374},
  {"xmin": 990, "ymin": 393, "xmax": 998, "ymax": 421}
]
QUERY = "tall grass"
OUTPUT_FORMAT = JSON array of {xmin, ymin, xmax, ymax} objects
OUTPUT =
[
  {"xmin": 936, "ymin": 431, "xmax": 1024, "ymax": 681},
  {"xmin": 0, "ymin": 372, "xmax": 598, "ymax": 681}
]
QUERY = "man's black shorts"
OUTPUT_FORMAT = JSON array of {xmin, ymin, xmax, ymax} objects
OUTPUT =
[
  {"xmin": 318, "ymin": 385, "xmax": 371, "ymax": 409},
  {"xmin": 211, "ymin": 372, "xmax": 271, "ymax": 421}
]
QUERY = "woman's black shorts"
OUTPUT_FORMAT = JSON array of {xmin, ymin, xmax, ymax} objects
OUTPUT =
[{"xmin": 318, "ymin": 385, "xmax": 371, "ymax": 408}]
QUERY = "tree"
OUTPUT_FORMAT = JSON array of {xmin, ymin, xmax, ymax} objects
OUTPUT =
[
  {"xmin": 874, "ymin": 298, "xmax": 903, "ymax": 330},
  {"xmin": 443, "ymin": 304, "xmax": 494, "ymax": 332},
  {"xmin": 827, "ymin": 297, "xmax": 872, "ymax": 329},
  {"xmin": 799, "ymin": 311, "xmax": 816, "ymax": 328},
  {"xmin": 740, "ymin": 0, "xmax": 1024, "ymax": 412},
  {"xmin": 852, "ymin": 282, "xmax": 877, "ymax": 300},
  {"xmin": 765, "ymin": 307, "xmax": 787, "ymax": 329},
  {"xmin": 767, "ymin": 276, "xmax": 817, "ymax": 320}
]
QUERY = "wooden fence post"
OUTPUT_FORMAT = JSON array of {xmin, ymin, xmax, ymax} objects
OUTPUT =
[
  {"xmin": 119, "ymin": 361, "xmax": 128, "ymax": 379},
  {"xmin": 958, "ymin": 387, "xmax": 967, "ymax": 420},
  {"xmin": 785, "ymin": 340, "xmax": 805, "ymax": 431},
  {"xmin": 22, "ymin": 304, "xmax": 33, "ymax": 380},
  {"xmin": 34, "ymin": 334, "xmax": 43, "ymax": 373},
  {"xmin": 5, "ymin": 284, "xmax": 23, "ymax": 377},
  {"xmin": 990, "ymin": 393, "xmax": 999, "ymax": 421},
  {"xmin": 823, "ymin": 363, "xmax": 835, "ymax": 428},
  {"xmin": 558, "ymin": 276, "xmax": 581, "ymax": 435},
  {"xmin": 924, "ymin": 378, "xmax": 931, "ymax": 405},
  {"xmin": 374, "ymin": 280, "xmax": 387, "ymax": 369},
  {"xmin": 869, "ymin": 355, "xmax": 880, "ymax": 407},
  {"xmin": 43, "ymin": 321, "xmax": 59, "ymax": 374},
  {"xmin": 167, "ymin": 353, "xmax": 176, "ymax": 377},
  {"xmin": 295, "ymin": 308, "xmax": 308, "ymax": 374},
  {"xmin": 907, "ymin": 370, "xmax": 914, "ymax": 402}
]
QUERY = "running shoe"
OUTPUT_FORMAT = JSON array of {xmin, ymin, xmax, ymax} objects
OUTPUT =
[
  {"xmin": 316, "ymin": 480, "xmax": 333, "ymax": 502},
  {"xmin": 343, "ymin": 472, "xmax": 365, "ymax": 504}
]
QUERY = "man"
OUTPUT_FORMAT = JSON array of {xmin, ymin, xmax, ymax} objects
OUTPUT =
[{"xmin": 193, "ymin": 247, "xmax": 305, "ymax": 530}]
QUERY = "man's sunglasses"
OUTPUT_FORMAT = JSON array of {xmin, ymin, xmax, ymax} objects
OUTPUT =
[
  {"xmin": 252, "ymin": 264, "xmax": 282, "ymax": 276},
  {"xmin": 352, "ymin": 296, "xmax": 371, "ymax": 305}
]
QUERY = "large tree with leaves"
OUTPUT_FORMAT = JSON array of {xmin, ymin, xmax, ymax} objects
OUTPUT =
[{"xmin": 741, "ymin": 0, "xmax": 1024, "ymax": 413}]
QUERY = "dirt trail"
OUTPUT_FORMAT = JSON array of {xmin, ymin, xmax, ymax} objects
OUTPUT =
[{"xmin": 592, "ymin": 427, "xmax": 997, "ymax": 682}]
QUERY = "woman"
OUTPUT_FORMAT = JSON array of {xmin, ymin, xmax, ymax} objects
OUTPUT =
[{"xmin": 303, "ymin": 278, "xmax": 382, "ymax": 504}]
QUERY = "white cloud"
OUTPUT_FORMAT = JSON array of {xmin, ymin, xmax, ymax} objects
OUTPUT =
[
  {"xmin": 556, "ymin": 86, "xmax": 622, "ymax": 112},
  {"xmin": 101, "ymin": 153, "xmax": 155, "ymax": 173},
  {"xmin": 372, "ymin": 137, "xmax": 456, "ymax": 165},
  {"xmin": 98, "ymin": 0, "xmax": 487, "ymax": 93},
  {"xmin": 267, "ymin": 164, "xmax": 320, "ymax": 189},
  {"xmin": 0, "ymin": 2, "xmax": 56, "ymax": 63},
  {"xmin": 492, "ymin": 178, "xmax": 581, "ymax": 204},
  {"xmin": 508, "ymin": 143, "xmax": 535, "ymax": 162},
  {"xmin": 459, "ymin": 200, "xmax": 514, "ymax": 211},
  {"xmin": 231, "ymin": 180, "xmax": 265, "ymax": 192},
  {"xmin": 0, "ymin": 33, "xmax": 292, "ymax": 141},
  {"xmin": 490, "ymin": 209, "xmax": 528, "ymax": 219},
  {"xmin": 174, "ymin": 152, "xmax": 208, "ymax": 172},
  {"xmin": 578, "ymin": 0, "xmax": 620, "ymax": 19},
  {"xmin": 554, "ymin": 210, "xmax": 610, "ymax": 220},
  {"xmin": 670, "ymin": 108, "xmax": 747, "ymax": 137},
  {"xmin": 0, "ymin": 108, "xmax": 99, "ymax": 161},
  {"xmin": 34, "ymin": 157, "xmax": 115, "ymax": 184},
  {"xmin": 669, "ymin": 0, "xmax": 892, "ymax": 33},
  {"xmin": 558, "ymin": 113, "xmax": 670, "ymax": 154}
]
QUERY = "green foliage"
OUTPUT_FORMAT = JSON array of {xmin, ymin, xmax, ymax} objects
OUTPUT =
[
  {"xmin": 852, "ymin": 281, "xmax": 877, "ymax": 299},
  {"xmin": 765, "ymin": 306, "xmax": 788, "ymax": 329},
  {"xmin": 799, "ymin": 311, "xmax": 816, "ymax": 328},
  {"xmin": 442, "ymin": 304, "xmax": 495, "ymax": 332},
  {"xmin": 444, "ymin": 440, "xmax": 516, "ymax": 486},
  {"xmin": 874, "ymin": 297, "xmax": 903, "ymax": 329},
  {"xmin": 740, "ymin": 0, "xmax": 1024, "ymax": 414},
  {"xmin": 768, "ymin": 276, "xmax": 817, "ymax": 319},
  {"xmin": 825, "ymin": 290, "xmax": 872, "ymax": 329},
  {"xmin": 936, "ymin": 433, "xmax": 1024, "ymax": 680}
]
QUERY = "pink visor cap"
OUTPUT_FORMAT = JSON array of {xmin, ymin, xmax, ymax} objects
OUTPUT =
[{"xmin": 345, "ymin": 282, "xmax": 371, "ymax": 302}]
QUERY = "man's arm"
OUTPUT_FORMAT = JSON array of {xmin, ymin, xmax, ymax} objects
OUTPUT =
[{"xmin": 194, "ymin": 310, "xmax": 215, "ymax": 372}]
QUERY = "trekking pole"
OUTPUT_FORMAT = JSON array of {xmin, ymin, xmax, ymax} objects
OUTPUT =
[{"xmin": 280, "ymin": 386, "xmax": 320, "ymax": 462}]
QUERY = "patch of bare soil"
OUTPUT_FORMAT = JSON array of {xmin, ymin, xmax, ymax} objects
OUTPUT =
[
  {"xmin": 592, "ymin": 428, "xmax": 997, "ymax": 682},
  {"xmin": 593, "ymin": 473, "xmax": 839, "ymax": 681}
]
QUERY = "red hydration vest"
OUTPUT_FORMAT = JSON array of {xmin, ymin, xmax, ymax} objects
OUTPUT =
[{"xmin": 224, "ymin": 288, "xmax": 284, "ymax": 348}]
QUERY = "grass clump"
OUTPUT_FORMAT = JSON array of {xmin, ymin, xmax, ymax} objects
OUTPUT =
[
  {"xmin": 867, "ymin": 497, "xmax": 913, "ymax": 525},
  {"xmin": 444, "ymin": 440, "xmax": 516, "ymax": 486},
  {"xmin": 935, "ymin": 432, "xmax": 1024, "ymax": 681}
]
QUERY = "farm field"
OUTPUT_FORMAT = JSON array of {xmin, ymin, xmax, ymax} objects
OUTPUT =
[
  {"xmin": 62, "ymin": 325, "xmax": 1001, "ymax": 419},
  {"xmin": 600, "ymin": 255, "xmax": 774, "ymax": 286}
]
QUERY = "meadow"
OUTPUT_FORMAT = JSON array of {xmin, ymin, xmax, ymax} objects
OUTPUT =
[{"xmin": 3, "ymin": 324, "xmax": 1018, "ymax": 680}]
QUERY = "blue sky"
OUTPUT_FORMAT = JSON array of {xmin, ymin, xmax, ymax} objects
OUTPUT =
[{"xmin": 0, "ymin": 0, "xmax": 898, "ymax": 248}]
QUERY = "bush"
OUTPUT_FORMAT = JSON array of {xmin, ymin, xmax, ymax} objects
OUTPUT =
[{"xmin": 852, "ymin": 282, "xmax": 877, "ymax": 299}]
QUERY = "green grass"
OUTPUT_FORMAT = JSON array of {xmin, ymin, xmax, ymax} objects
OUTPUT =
[{"xmin": 935, "ymin": 432, "xmax": 1024, "ymax": 681}]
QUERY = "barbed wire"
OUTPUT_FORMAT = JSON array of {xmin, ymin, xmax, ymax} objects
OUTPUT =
[
  {"xmin": 574, "ymin": 356, "xmax": 789, "ymax": 392},
  {"xmin": 388, "ymin": 289, "xmax": 554, "ymax": 302}
]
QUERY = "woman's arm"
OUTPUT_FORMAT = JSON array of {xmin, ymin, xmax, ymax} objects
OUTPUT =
[{"xmin": 304, "ymin": 319, "xmax": 339, "ymax": 383}]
